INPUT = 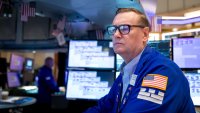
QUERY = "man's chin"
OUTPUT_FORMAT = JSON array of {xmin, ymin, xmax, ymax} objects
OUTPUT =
[{"xmin": 114, "ymin": 50, "xmax": 124, "ymax": 55}]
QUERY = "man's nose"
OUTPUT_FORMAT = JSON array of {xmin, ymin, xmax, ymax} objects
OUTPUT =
[{"xmin": 113, "ymin": 29, "xmax": 121, "ymax": 38}]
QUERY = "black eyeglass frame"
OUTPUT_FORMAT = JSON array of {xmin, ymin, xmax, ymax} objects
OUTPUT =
[{"xmin": 107, "ymin": 24, "xmax": 145, "ymax": 35}]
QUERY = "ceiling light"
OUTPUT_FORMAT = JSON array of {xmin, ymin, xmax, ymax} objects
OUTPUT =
[
  {"xmin": 3, "ymin": 13, "xmax": 7, "ymax": 17},
  {"xmin": 32, "ymin": 51, "xmax": 36, "ymax": 54},
  {"xmin": 172, "ymin": 28, "xmax": 178, "ymax": 32},
  {"xmin": 162, "ymin": 28, "xmax": 200, "ymax": 40},
  {"xmin": 35, "ymin": 12, "xmax": 45, "ymax": 17},
  {"xmin": 8, "ymin": 14, "xmax": 12, "ymax": 18},
  {"xmin": 184, "ymin": 10, "xmax": 200, "ymax": 18}
]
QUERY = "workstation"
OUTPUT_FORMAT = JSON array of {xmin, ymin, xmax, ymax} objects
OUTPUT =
[{"xmin": 0, "ymin": 0, "xmax": 200, "ymax": 113}]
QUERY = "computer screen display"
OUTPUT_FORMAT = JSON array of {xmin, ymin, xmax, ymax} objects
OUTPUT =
[
  {"xmin": 10, "ymin": 54, "xmax": 25, "ymax": 71},
  {"xmin": 65, "ymin": 70, "xmax": 115, "ymax": 100},
  {"xmin": 184, "ymin": 72, "xmax": 200, "ymax": 106},
  {"xmin": 116, "ymin": 54, "xmax": 124, "ymax": 71},
  {"xmin": 172, "ymin": 38, "xmax": 200, "ymax": 69},
  {"xmin": 24, "ymin": 58, "xmax": 34, "ymax": 70},
  {"xmin": 148, "ymin": 40, "xmax": 170, "ymax": 58},
  {"xmin": 7, "ymin": 72, "xmax": 21, "ymax": 88},
  {"xmin": 116, "ymin": 71, "xmax": 120, "ymax": 79},
  {"xmin": 68, "ymin": 40, "xmax": 115, "ymax": 69}
]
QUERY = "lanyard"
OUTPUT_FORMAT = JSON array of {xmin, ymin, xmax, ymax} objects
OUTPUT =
[
  {"xmin": 118, "ymin": 84, "xmax": 134, "ymax": 112},
  {"xmin": 117, "ymin": 74, "xmax": 137, "ymax": 113}
]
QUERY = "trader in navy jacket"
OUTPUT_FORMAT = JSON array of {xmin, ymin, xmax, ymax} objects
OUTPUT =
[
  {"xmin": 37, "ymin": 57, "xmax": 59, "ymax": 111},
  {"xmin": 84, "ymin": 0, "xmax": 195, "ymax": 113}
]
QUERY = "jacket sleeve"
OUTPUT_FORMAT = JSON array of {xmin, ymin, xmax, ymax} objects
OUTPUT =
[
  {"xmin": 122, "ymin": 63, "xmax": 196, "ymax": 113},
  {"xmin": 45, "ymin": 74, "xmax": 60, "ymax": 92},
  {"xmin": 40, "ymin": 68, "xmax": 60, "ymax": 92}
]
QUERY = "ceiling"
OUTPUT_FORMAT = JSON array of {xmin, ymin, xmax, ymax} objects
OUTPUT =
[
  {"xmin": 12, "ymin": 0, "xmax": 200, "ymax": 33},
  {"xmin": 1, "ymin": 0, "xmax": 199, "ymax": 49}
]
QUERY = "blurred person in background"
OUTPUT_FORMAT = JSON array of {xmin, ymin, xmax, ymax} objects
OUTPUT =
[{"xmin": 36, "ymin": 57, "xmax": 60, "ymax": 112}]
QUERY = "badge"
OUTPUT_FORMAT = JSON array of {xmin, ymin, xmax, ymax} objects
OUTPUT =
[
  {"xmin": 45, "ymin": 76, "xmax": 51, "ymax": 80},
  {"xmin": 130, "ymin": 74, "xmax": 137, "ymax": 86}
]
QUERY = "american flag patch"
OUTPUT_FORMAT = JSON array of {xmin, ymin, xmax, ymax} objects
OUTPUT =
[{"xmin": 141, "ymin": 74, "xmax": 168, "ymax": 91}]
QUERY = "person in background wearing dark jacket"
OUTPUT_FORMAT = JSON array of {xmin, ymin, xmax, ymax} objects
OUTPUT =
[
  {"xmin": 36, "ymin": 57, "xmax": 60, "ymax": 112},
  {"xmin": 84, "ymin": 0, "xmax": 195, "ymax": 113}
]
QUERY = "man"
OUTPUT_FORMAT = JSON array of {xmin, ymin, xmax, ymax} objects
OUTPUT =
[
  {"xmin": 36, "ymin": 57, "xmax": 60, "ymax": 111},
  {"xmin": 84, "ymin": 3, "xmax": 195, "ymax": 113}
]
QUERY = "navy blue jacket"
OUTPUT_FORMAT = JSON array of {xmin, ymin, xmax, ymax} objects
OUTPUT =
[
  {"xmin": 37, "ymin": 65, "xmax": 59, "ymax": 104},
  {"xmin": 84, "ymin": 46, "xmax": 195, "ymax": 113}
]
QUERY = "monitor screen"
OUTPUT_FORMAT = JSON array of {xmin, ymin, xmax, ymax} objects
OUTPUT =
[
  {"xmin": 172, "ymin": 38, "xmax": 200, "ymax": 69},
  {"xmin": 184, "ymin": 72, "xmax": 200, "ymax": 106},
  {"xmin": 148, "ymin": 40, "xmax": 170, "ymax": 58},
  {"xmin": 116, "ymin": 71, "xmax": 120, "ymax": 79},
  {"xmin": 116, "ymin": 54, "xmax": 124, "ymax": 71},
  {"xmin": 65, "ymin": 70, "xmax": 115, "ymax": 100},
  {"xmin": 7, "ymin": 72, "xmax": 21, "ymax": 88},
  {"xmin": 68, "ymin": 40, "xmax": 115, "ymax": 69},
  {"xmin": 10, "ymin": 54, "xmax": 25, "ymax": 71},
  {"xmin": 24, "ymin": 58, "xmax": 34, "ymax": 70}
]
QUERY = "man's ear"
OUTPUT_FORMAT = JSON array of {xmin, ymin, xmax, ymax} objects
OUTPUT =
[{"xmin": 143, "ymin": 27, "xmax": 150, "ymax": 41}]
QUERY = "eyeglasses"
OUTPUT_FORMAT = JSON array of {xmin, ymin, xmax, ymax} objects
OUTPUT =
[{"xmin": 107, "ymin": 24, "xmax": 145, "ymax": 35}]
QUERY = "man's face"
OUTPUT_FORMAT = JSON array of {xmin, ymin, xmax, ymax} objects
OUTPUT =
[
  {"xmin": 47, "ymin": 59, "xmax": 54, "ymax": 68},
  {"xmin": 112, "ymin": 11, "xmax": 148, "ymax": 61}
]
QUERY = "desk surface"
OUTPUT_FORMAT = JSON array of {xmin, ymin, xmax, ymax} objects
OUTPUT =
[{"xmin": 0, "ymin": 96, "xmax": 36, "ymax": 109}]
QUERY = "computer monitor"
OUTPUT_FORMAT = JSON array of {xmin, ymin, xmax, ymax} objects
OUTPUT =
[
  {"xmin": 7, "ymin": 72, "xmax": 21, "ymax": 88},
  {"xmin": 24, "ymin": 58, "xmax": 34, "ymax": 70},
  {"xmin": 116, "ymin": 71, "xmax": 120, "ymax": 79},
  {"xmin": 10, "ymin": 54, "xmax": 25, "ymax": 71},
  {"xmin": 115, "ymin": 54, "xmax": 123, "ymax": 79},
  {"xmin": 65, "ymin": 70, "xmax": 115, "ymax": 100},
  {"xmin": 184, "ymin": 72, "xmax": 200, "ymax": 106},
  {"xmin": 148, "ymin": 40, "xmax": 170, "ymax": 58},
  {"xmin": 116, "ymin": 54, "xmax": 124, "ymax": 71},
  {"xmin": 172, "ymin": 38, "xmax": 200, "ymax": 69},
  {"xmin": 67, "ymin": 40, "xmax": 115, "ymax": 70}
]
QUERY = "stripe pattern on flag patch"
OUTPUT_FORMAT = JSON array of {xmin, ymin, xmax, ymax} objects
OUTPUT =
[{"xmin": 141, "ymin": 74, "xmax": 168, "ymax": 91}]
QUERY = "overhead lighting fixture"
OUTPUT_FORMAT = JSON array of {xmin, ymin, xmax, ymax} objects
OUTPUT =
[
  {"xmin": 3, "ymin": 13, "xmax": 7, "ymax": 17},
  {"xmin": 32, "ymin": 51, "xmax": 36, "ymax": 54},
  {"xmin": 160, "ymin": 10, "xmax": 200, "ymax": 25},
  {"xmin": 162, "ymin": 28, "xmax": 200, "ymax": 40},
  {"xmin": 172, "ymin": 28, "xmax": 178, "ymax": 32},
  {"xmin": 184, "ymin": 10, "xmax": 200, "ymax": 18},
  {"xmin": 35, "ymin": 12, "xmax": 45, "ymax": 17},
  {"xmin": 162, "ymin": 10, "xmax": 200, "ymax": 20},
  {"xmin": 162, "ymin": 16, "xmax": 186, "ymax": 20},
  {"xmin": 162, "ymin": 16, "xmax": 200, "ymax": 25},
  {"xmin": 8, "ymin": 14, "xmax": 12, "ymax": 18}
]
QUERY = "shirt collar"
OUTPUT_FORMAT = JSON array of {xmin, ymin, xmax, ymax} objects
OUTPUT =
[{"xmin": 120, "ymin": 48, "xmax": 145, "ymax": 77}]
